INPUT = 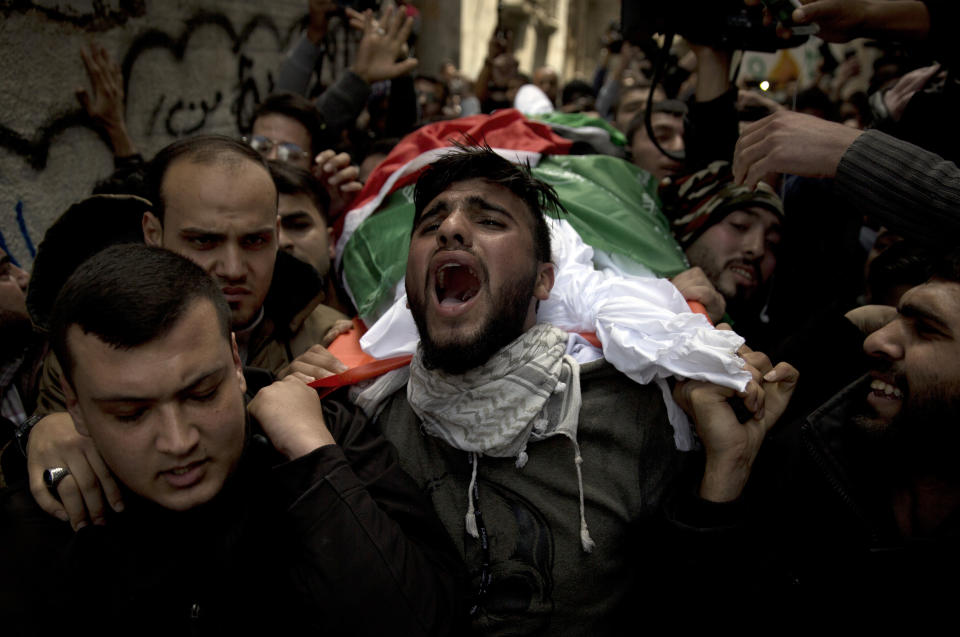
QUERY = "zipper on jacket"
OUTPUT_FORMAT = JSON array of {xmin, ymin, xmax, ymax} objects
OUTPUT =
[{"xmin": 801, "ymin": 422, "xmax": 882, "ymax": 546}]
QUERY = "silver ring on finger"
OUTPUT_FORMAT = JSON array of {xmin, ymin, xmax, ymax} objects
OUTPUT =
[{"xmin": 43, "ymin": 466, "xmax": 71, "ymax": 499}]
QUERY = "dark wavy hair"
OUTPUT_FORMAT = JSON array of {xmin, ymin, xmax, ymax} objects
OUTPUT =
[{"xmin": 412, "ymin": 143, "xmax": 563, "ymax": 263}]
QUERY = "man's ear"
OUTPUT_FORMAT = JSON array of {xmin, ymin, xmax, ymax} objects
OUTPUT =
[
  {"xmin": 327, "ymin": 227, "xmax": 336, "ymax": 263},
  {"xmin": 231, "ymin": 333, "xmax": 246, "ymax": 395},
  {"xmin": 533, "ymin": 262, "xmax": 555, "ymax": 301},
  {"xmin": 142, "ymin": 211, "xmax": 163, "ymax": 247},
  {"xmin": 62, "ymin": 378, "xmax": 89, "ymax": 437}
]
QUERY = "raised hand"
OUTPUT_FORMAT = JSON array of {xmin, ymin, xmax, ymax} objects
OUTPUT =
[
  {"xmin": 76, "ymin": 42, "xmax": 137, "ymax": 157},
  {"xmin": 347, "ymin": 5, "xmax": 419, "ymax": 84},
  {"xmin": 311, "ymin": 149, "xmax": 363, "ymax": 219}
]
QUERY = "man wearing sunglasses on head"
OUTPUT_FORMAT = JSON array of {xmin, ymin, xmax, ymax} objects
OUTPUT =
[{"xmin": 246, "ymin": 93, "xmax": 364, "ymax": 231}]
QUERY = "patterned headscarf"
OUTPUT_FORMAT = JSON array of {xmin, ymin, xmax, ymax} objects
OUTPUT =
[{"xmin": 659, "ymin": 160, "xmax": 784, "ymax": 249}]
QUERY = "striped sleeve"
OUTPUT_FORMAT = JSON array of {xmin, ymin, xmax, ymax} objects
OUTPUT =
[{"xmin": 835, "ymin": 129, "xmax": 960, "ymax": 247}]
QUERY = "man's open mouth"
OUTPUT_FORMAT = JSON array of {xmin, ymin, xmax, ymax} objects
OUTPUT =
[
  {"xmin": 869, "ymin": 377, "xmax": 904, "ymax": 400},
  {"xmin": 435, "ymin": 262, "xmax": 481, "ymax": 306},
  {"xmin": 160, "ymin": 459, "xmax": 209, "ymax": 488},
  {"xmin": 728, "ymin": 262, "xmax": 757, "ymax": 283}
]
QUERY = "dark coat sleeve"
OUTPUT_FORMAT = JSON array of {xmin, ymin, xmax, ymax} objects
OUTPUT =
[
  {"xmin": 266, "ymin": 397, "xmax": 468, "ymax": 636},
  {"xmin": 683, "ymin": 87, "xmax": 739, "ymax": 170}
]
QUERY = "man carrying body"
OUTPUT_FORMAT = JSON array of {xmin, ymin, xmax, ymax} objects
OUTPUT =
[
  {"xmin": 326, "ymin": 148, "xmax": 790, "ymax": 633},
  {"xmin": 22, "ymin": 137, "xmax": 348, "ymax": 526},
  {"xmin": 676, "ymin": 249, "xmax": 960, "ymax": 597},
  {"xmin": 31, "ymin": 136, "xmax": 346, "ymax": 412},
  {"xmin": 26, "ymin": 147, "xmax": 788, "ymax": 633},
  {"xmin": 0, "ymin": 243, "xmax": 461, "ymax": 634}
]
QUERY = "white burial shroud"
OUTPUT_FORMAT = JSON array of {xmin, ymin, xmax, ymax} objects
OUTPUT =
[{"xmin": 359, "ymin": 217, "xmax": 751, "ymax": 451}]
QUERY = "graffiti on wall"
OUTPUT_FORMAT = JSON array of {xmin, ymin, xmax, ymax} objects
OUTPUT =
[
  {"xmin": 0, "ymin": 201, "xmax": 36, "ymax": 268},
  {"xmin": 0, "ymin": 11, "xmax": 301, "ymax": 170},
  {"xmin": 0, "ymin": 0, "xmax": 146, "ymax": 31},
  {"xmin": 0, "ymin": 2, "xmax": 359, "ymax": 267}
]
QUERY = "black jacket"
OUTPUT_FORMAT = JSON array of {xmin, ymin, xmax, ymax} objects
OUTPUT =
[
  {"xmin": 0, "ymin": 397, "xmax": 466, "ymax": 636},
  {"xmin": 669, "ymin": 376, "xmax": 960, "ymax": 610}
]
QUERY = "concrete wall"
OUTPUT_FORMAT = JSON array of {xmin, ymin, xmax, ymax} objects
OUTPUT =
[
  {"xmin": 458, "ymin": 0, "xmax": 613, "ymax": 94},
  {"xmin": 415, "ymin": 0, "xmax": 461, "ymax": 78},
  {"xmin": 564, "ymin": 0, "xmax": 618, "ymax": 82},
  {"xmin": 0, "ymin": 0, "xmax": 331, "ymax": 269},
  {"xmin": 460, "ymin": 0, "xmax": 496, "ymax": 81}
]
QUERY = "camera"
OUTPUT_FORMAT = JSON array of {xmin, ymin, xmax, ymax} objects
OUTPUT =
[{"xmin": 620, "ymin": 0, "xmax": 809, "ymax": 52}]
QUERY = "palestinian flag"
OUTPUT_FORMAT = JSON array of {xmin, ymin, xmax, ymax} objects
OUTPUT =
[{"xmin": 337, "ymin": 108, "xmax": 689, "ymax": 323}]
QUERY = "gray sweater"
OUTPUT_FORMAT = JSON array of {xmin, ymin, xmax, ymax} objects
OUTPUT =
[{"xmin": 366, "ymin": 358, "xmax": 680, "ymax": 636}]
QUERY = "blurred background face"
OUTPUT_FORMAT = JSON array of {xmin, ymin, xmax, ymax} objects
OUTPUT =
[
  {"xmin": 534, "ymin": 67, "xmax": 559, "ymax": 104},
  {"xmin": 415, "ymin": 77, "xmax": 446, "ymax": 122},
  {"xmin": 615, "ymin": 85, "xmax": 665, "ymax": 132},
  {"xmin": 250, "ymin": 113, "xmax": 313, "ymax": 170},
  {"xmin": 278, "ymin": 192, "xmax": 333, "ymax": 278},
  {"xmin": 629, "ymin": 112, "xmax": 684, "ymax": 180}
]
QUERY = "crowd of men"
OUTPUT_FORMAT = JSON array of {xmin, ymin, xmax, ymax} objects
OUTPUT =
[{"xmin": 2, "ymin": 0, "xmax": 959, "ymax": 633}]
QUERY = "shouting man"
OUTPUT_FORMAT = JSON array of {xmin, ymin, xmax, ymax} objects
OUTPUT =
[
  {"xmin": 23, "ymin": 147, "xmax": 790, "ymax": 634},
  {"xmin": 331, "ymin": 147, "xmax": 773, "ymax": 634}
]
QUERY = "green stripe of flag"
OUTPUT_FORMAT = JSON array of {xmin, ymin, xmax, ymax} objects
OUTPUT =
[{"xmin": 343, "ymin": 155, "xmax": 688, "ymax": 321}]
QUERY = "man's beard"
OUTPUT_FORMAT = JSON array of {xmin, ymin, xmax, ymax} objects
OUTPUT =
[
  {"xmin": 685, "ymin": 243, "xmax": 767, "ymax": 316},
  {"xmin": 886, "ymin": 385, "xmax": 960, "ymax": 481},
  {"xmin": 854, "ymin": 368, "xmax": 960, "ymax": 482},
  {"xmin": 408, "ymin": 265, "xmax": 537, "ymax": 375}
]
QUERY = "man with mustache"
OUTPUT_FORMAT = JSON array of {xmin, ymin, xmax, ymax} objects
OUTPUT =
[{"xmin": 676, "ymin": 248, "xmax": 960, "ymax": 595}]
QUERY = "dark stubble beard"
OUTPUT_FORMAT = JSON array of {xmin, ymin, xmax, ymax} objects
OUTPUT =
[
  {"xmin": 408, "ymin": 264, "xmax": 538, "ymax": 375},
  {"xmin": 853, "ymin": 372, "xmax": 960, "ymax": 483},
  {"xmin": 885, "ymin": 384, "xmax": 960, "ymax": 482}
]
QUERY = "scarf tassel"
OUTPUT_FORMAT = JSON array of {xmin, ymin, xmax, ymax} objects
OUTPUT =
[
  {"xmin": 573, "ymin": 444, "xmax": 595, "ymax": 553},
  {"xmin": 465, "ymin": 452, "xmax": 480, "ymax": 539}
]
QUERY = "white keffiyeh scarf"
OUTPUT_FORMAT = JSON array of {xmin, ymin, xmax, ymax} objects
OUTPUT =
[{"xmin": 407, "ymin": 323, "xmax": 595, "ymax": 552}]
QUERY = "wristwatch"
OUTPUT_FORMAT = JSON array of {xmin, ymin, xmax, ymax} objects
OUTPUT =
[{"xmin": 14, "ymin": 413, "xmax": 43, "ymax": 456}]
